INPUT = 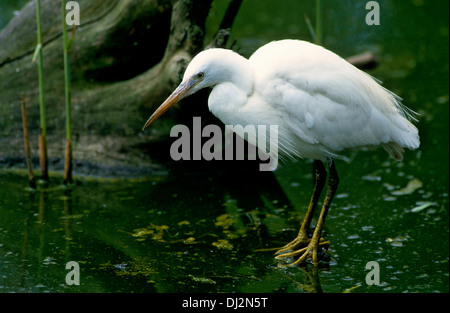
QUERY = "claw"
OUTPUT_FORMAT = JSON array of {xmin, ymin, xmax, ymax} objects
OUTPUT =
[
  {"xmin": 274, "ymin": 235, "xmax": 310, "ymax": 255},
  {"xmin": 275, "ymin": 238, "xmax": 330, "ymax": 266}
]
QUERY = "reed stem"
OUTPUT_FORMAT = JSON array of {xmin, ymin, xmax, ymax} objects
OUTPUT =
[
  {"xmin": 315, "ymin": 0, "xmax": 322, "ymax": 45},
  {"xmin": 62, "ymin": 0, "xmax": 73, "ymax": 185},
  {"xmin": 21, "ymin": 94, "xmax": 36, "ymax": 189},
  {"xmin": 35, "ymin": 0, "xmax": 48, "ymax": 181}
]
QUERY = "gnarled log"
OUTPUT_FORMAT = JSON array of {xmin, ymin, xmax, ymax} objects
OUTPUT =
[{"xmin": 0, "ymin": 0, "xmax": 217, "ymax": 170}]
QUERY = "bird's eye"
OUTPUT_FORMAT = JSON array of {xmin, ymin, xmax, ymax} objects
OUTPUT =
[{"xmin": 196, "ymin": 72, "xmax": 205, "ymax": 79}]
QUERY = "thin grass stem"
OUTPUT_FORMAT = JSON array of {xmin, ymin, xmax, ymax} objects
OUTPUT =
[
  {"xmin": 315, "ymin": 0, "xmax": 322, "ymax": 45},
  {"xmin": 62, "ymin": 0, "xmax": 73, "ymax": 184},
  {"xmin": 35, "ymin": 0, "xmax": 48, "ymax": 181}
]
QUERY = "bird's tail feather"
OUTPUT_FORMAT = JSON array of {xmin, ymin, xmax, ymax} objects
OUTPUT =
[{"xmin": 382, "ymin": 142, "xmax": 405, "ymax": 161}]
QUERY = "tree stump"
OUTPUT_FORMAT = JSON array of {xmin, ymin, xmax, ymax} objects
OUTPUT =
[{"xmin": 0, "ymin": 0, "xmax": 217, "ymax": 171}]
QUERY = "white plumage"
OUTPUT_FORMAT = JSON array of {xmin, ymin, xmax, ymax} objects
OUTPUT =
[
  {"xmin": 153, "ymin": 39, "xmax": 419, "ymax": 163},
  {"xmin": 142, "ymin": 39, "xmax": 420, "ymax": 266},
  {"xmin": 250, "ymin": 40, "xmax": 419, "ymax": 160}
]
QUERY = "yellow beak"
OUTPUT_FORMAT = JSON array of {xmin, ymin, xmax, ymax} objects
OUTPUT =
[{"xmin": 142, "ymin": 80, "xmax": 198, "ymax": 131}]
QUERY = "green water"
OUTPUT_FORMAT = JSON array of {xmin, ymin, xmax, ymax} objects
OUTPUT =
[{"xmin": 1, "ymin": 0, "xmax": 449, "ymax": 293}]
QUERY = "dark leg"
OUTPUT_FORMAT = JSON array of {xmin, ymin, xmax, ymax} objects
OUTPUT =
[
  {"xmin": 275, "ymin": 160, "xmax": 327, "ymax": 254},
  {"xmin": 276, "ymin": 159, "xmax": 339, "ymax": 266}
]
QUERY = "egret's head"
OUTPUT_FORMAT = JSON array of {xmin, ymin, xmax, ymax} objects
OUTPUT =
[{"xmin": 142, "ymin": 49, "xmax": 243, "ymax": 131}]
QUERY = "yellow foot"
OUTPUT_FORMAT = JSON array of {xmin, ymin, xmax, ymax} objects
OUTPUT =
[
  {"xmin": 275, "ymin": 238, "xmax": 330, "ymax": 267},
  {"xmin": 254, "ymin": 235, "xmax": 310, "ymax": 253},
  {"xmin": 274, "ymin": 235, "xmax": 311, "ymax": 255}
]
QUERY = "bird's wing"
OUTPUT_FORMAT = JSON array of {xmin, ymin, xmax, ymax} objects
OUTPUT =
[{"xmin": 249, "ymin": 40, "xmax": 419, "ymax": 157}]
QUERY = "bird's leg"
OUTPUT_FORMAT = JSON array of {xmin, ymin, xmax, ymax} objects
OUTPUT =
[
  {"xmin": 275, "ymin": 160, "xmax": 327, "ymax": 255},
  {"xmin": 305, "ymin": 160, "xmax": 338, "ymax": 265},
  {"xmin": 276, "ymin": 160, "xmax": 339, "ymax": 266}
]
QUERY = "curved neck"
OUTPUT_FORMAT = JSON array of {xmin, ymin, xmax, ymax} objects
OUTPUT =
[
  {"xmin": 207, "ymin": 52, "xmax": 254, "ymax": 120},
  {"xmin": 210, "ymin": 49, "xmax": 253, "ymax": 96}
]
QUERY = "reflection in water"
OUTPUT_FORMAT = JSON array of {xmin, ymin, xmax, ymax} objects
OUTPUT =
[
  {"xmin": 16, "ymin": 187, "xmax": 75, "ymax": 291},
  {"xmin": 292, "ymin": 266, "xmax": 323, "ymax": 293}
]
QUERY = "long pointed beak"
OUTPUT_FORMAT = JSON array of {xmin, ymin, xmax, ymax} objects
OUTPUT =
[{"xmin": 142, "ymin": 80, "xmax": 196, "ymax": 131}]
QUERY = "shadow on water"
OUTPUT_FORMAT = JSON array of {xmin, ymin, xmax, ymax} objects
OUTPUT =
[
  {"xmin": 1, "ymin": 152, "xmax": 449, "ymax": 293},
  {"xmin": 0, "ymin": 161, "xmax": 328, "ymax": 293}
]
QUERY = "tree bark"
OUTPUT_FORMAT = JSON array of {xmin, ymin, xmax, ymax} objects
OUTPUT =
[{"xmin": 0, "ymin": 0, "xmax": 214, "ymax": 170}]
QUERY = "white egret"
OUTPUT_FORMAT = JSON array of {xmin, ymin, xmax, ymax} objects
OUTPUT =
[{"xmin": 142, "ymin": 39, "xmax": 419, "ymax": 266}]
